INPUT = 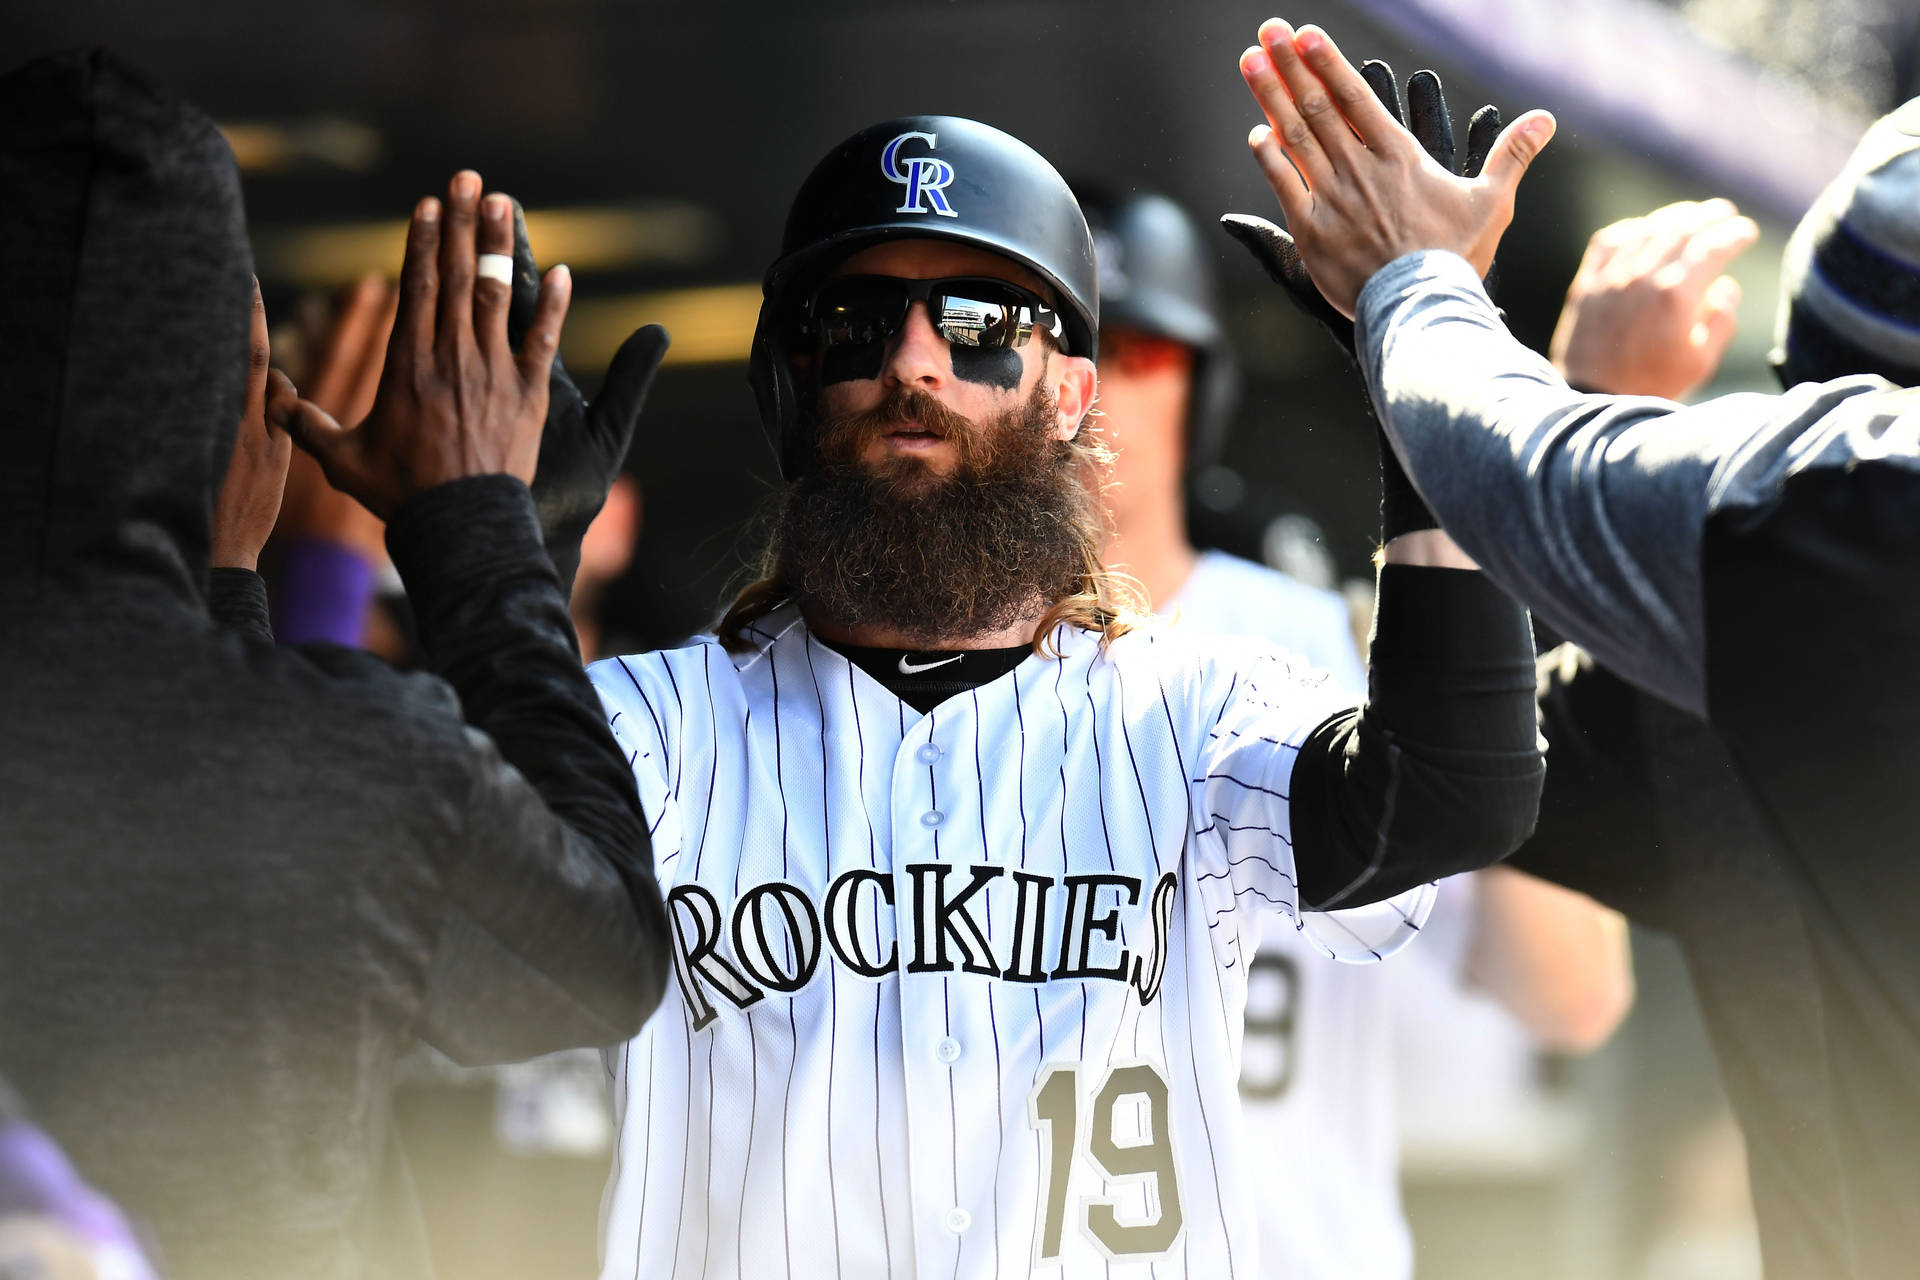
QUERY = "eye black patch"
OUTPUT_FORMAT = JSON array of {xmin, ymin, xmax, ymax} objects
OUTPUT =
[
  {"xmin": 819, "ymin": 341, "xmax": 886, "ymax": 386},
  {"xmin": 949, "ymin": 343, "xmax": 1024, "ymax": 391}
]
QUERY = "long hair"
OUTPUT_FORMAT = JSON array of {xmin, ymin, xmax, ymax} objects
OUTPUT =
[{"xmin": 716, "ymin": 414, "xmax": 1146, "ymax": 655}]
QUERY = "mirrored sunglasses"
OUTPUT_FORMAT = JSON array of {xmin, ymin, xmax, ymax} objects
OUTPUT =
[{"xmin": 802, "ymin": 274, "xmax": 1067, "ymax": 355}]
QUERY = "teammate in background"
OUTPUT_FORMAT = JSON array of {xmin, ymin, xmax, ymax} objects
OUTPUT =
[
  {"xmin": 1082, "ymin": 183, "xmax": 1631, "ymax": 1280},
  {"xmin": 1231, "ymin": 20, "xmax": 1920, "ymax": 1276},
  {"xmin": 266, "ymin": 274, "xmax": 396, "ymax": 646},
  {"xmin": 1075, "ymin": 183, "xmax": 1365, "ymax": 688},
  {"xmin": 589, "ymin": 113, "xmax": 1545, "ymax": 1278}
]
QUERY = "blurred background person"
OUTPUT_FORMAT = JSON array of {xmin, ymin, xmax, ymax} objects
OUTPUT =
[
  {"xmin": 1080, "ymin": 179, "xmax": 1633, "ymax": 1280},
  {"xmin": 265, "ymin": 274, "xmax": 396, "ymax": 647}
]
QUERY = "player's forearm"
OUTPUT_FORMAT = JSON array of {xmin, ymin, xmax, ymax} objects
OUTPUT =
[
  {"xmin": 1290, "ymin": 563, "xmax": 1543, "ymax": 908},
  {"xmin": 386, "ymin": 475, "xmax": 668, "ymax": 949},
  {"xmin": 1355, "ymin": 249, "xmax": 1714, "ymax": 714},
  {"xmin": 1466, "ymin": 866, "xmax": 1635, "ymax": 1054}
]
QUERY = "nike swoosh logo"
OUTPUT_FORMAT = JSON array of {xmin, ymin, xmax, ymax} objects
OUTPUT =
[{"xmin": 897, "ymin": 653, "xmax": 963, "ymax": 675}]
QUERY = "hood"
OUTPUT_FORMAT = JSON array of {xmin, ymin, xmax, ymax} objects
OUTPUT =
[{"xmin": 0, "ymin": 48, "xmax": 252, "ymax": 606}]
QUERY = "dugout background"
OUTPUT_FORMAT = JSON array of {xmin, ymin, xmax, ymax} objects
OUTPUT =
[{"xmin": 6, "ymin": 1, "xmax": 1916, "ymax": 1276}]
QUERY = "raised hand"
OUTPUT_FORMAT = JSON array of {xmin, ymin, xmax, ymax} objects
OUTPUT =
[
  {"xmin": 1223, "ymin": 59, "xmax": 1504, "ymax": 360},
  {"xmin": 266, "ymin": 171, "xmax": 571, "ymax": 521},
  {"xmin": 1235, "ymin": 19, "xmax": 1556, "ymax": 318},
  {"xmin": 504, "ymin": 202, "xmax": 669, "ymax": 594},
  {"xmin": 274, "ymin": 273, "xmax": 398, "ymax": 559},
  {"xmin": 1549, "ymin": 199, "xmax": 1759, "ymax": 399},
  {"xmin": 211, "ymin": 279, "xmax": 293, "ymax": 571}
]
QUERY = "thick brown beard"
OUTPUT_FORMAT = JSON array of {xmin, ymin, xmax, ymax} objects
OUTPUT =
[{"xmin": 773, "ymin": 382, "xmax": 1101, "ymax": 643}]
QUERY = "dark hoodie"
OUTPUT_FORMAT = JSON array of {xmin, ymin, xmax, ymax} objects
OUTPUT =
[{"xmin": 0, "ymin": 49, "xmax": 668, "ymax": 1279}]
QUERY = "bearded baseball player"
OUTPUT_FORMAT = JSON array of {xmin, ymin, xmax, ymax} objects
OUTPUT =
[{"xmin": 587, "ymin": 110, "xmax": 1545, "ymax": 1278}]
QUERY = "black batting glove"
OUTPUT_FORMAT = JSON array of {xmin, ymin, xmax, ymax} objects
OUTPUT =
[
  {"xmin": 1221, "ymin": 62, "xmax": 1502, "ymax": 541},
  {"xmin": 505, "ymin": 201, "xmax": 670, "ymax": 597}
]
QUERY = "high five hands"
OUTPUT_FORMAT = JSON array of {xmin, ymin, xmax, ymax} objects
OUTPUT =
[
  {"xmin": 266, "ymin": 171, "xmax": 572, "ymax": 521},
  {"xmin": 1234, "ymin": 19, "xmax": 1557, "ymax": 319}
]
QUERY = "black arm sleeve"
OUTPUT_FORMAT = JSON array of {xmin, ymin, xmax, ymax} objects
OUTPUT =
[
  {"xmin": 385, "ymin": 476, "xmax": 669, "ymax": 1031},
  {"xmin": 1291, "ymin": 564, "xmax": 1545, "ymax": 909},
  {"xmin": 1505, "ymin": 643, "xmax": 1670, "ymax": 926},
  {"xmin": 207, "ymin": 566, "xmax": 273, "ymax": 643}
]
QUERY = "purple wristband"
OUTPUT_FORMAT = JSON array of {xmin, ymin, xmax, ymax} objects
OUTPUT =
[{"xmin": 271, "ymin": 537, "xmax": 379, "ymax": 646}]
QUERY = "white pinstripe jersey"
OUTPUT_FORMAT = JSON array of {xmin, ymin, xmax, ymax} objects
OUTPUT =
[
  {"xmin": 591, "ymin": 604, "xmax": 1433, "ymax": 1279},
  {"xmin": 1162, "ymin": 552, "xmax": 1412, "ymax": 1280}
]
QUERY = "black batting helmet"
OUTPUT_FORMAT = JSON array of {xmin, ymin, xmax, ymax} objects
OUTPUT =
[
  {"xmin": 1074, "ymin": 185, "xmax": 1242, "ymax": 472},
  {"xmin": 749, "ymin": 115, "xmax": 1099, "ymax": 478}
]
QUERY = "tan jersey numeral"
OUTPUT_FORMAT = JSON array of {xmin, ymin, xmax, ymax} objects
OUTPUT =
[{"xmin": 1027, "ymin": 1060, "xmax": 1184, "ymax": 1261}]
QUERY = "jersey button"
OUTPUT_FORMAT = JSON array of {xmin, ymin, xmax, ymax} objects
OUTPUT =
[
  {"xmin": 944, "ymin": 1207, "xmax": 971, "ymax": 1234},
  {"xmin": 916, "ymin": 742, "xmax": 942, "ymax": 765},
  {"xmin": 936, "ymin": 1037, "xmax": 962, "ymax": 1064},
  {"xmin": 921, "ymin": 810, "xmax": 945, "ymax": 828}
]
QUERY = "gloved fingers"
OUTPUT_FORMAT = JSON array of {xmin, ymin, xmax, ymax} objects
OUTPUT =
[
  {"xmin": 506, "ymin": 198, "xmax": 543, "ymax": 350},
  {"xmin": 1219, "ymin": 213, "xmax": 1356, "ymax": 351},
  {"xmin": 1218, "ymin": 212, "xmax": 1299, "ymax": 286},
  {"xmin": 472, "ymin": 192, "xmax": 516, "ymax": 360},
  {"xmin": 1405, "ymin": 71, "xmax": 1457, "ymax": 174},
  {"xmin": 1360, "ymin": 60, "xmax": 1405, "ymax": 128},
  {"xmin": 590, "ymin": 324, "xmax": 673, "ymax": 446},
  {"xmin": 1472, "ymin": 109, "xmax": 1556, "ymax": 203},
  {"xmin": 513, "ymin": 265, "xmax": 574, "ymax": 390},
  {"xmin": 1464, "ymin": 105, "xmax": 1503, "ymax": 180}
]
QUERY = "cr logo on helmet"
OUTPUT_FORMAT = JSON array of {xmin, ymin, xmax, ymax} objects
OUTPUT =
[{"xmin": 881, "ymin": 131, "xmax": 957, "ymax": 217}]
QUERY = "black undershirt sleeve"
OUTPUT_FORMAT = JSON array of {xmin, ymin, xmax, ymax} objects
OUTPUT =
[
  {"xmin": 1290, "ymin": 563, "xmax": 1545, "ymax": 908},
  {"xmin": 1505, "ymin": 643, "xmax": 1670, "ymax": 926}
]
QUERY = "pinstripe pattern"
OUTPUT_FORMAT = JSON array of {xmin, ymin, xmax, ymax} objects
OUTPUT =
[
  {"xmin": 591, "ymin": 607, "xmax": 1433, "ymax": 1279},
  {"xmin": 1166, "ymin": 553, "xmax": 1430, "ymax": 1280}
]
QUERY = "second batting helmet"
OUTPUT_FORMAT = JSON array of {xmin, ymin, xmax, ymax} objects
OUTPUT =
[
  {"xmin": 1075, "ymin": 185, "xmax": 1242, "ymax": 473},
  {"xmin": 749, "ymin": 115, "xmax": 1098, "ymax": 478}
]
